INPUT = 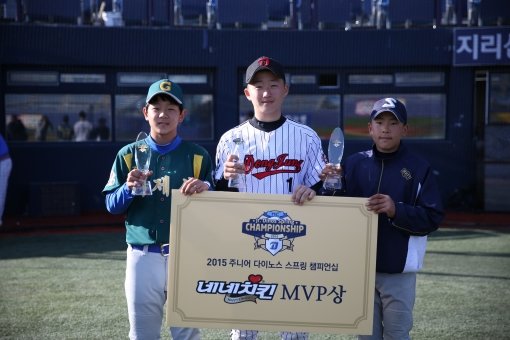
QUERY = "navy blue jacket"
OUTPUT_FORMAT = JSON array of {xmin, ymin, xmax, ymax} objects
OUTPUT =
[{"xmin": 343, "ymin": 143, "xmax": 444, "ymax": 274}]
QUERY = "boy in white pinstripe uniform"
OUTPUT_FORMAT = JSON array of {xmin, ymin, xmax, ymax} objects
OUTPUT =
[{"xmin": 215, "ymin": 56, "xmax": 326, "ymax": 340}]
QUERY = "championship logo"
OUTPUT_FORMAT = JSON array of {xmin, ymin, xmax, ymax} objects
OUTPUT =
[{"xmin": 242, "ymin": 210, "xmax": 306, "ymax": 256}]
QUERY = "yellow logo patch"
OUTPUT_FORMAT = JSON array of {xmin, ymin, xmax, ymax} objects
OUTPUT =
[{"xmin": 159, "ymin": 81, "xmax": 172, "ymax": 92}]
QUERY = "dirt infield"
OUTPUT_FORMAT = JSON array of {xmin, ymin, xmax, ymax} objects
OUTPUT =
[
  {"xmin": 0, "ymin": 212, "xmax": 124, "ymax": 236},
  {"xmin": 441, "ymin": 211, "xmax": 510, "ymax": 231},
  {"xmin": 1, "ymin": 210, "xmax": 508, "ymax": 236}
]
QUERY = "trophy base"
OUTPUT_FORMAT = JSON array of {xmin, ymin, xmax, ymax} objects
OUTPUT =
[
  {"xmin": 228, "ymin": 176, "xmax": 246, "ymax": 190},
  {"xmin": 323, "ymin": 175, "xmax": 342, "ymax": 191},
  {"xmin": 132, "ymin": 182, "xmax": 153, "ymax": 196}
]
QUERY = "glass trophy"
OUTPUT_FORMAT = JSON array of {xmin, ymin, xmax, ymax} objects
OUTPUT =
[
  {"xmin": 323, "ymin": 127, "xmax": 345, "ymax": 191},
  {"xmin": 228, "ymin": 130, "xmax": 246, "ymax": 190},
  {"xmin": 132, "ymin": 131, "xmax": 152, "ymax": 196}
]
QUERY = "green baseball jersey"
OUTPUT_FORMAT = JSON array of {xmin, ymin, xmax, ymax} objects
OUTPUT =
[{"xmin": 103, "ymin": 140, "xmax": 213, "ymax": 244}]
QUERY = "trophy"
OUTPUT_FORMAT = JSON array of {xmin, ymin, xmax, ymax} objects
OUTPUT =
[
  {"xmin": 228, "ymin": 130, "xmax": 246, "ymax": 190},
  {"xmin": 132, "ymin": 131, "xmax": 153, "ymax": 196},
  {"xmin": 323, "ymin": 127, "xmax": 345, "ymax": 191}
]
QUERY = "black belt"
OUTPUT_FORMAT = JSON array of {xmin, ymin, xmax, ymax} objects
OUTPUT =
[{"xmin": 130, "ymin": 244, "xmax": 169, "ymax": 256}]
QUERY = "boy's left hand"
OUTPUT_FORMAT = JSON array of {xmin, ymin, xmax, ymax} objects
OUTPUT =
[
  {"xmin": 180, "ymin": 177, "xmax": 209, "ymax": 196},
  {"xmin": 366, "ymin": 193, "xmax": 396, "ymax": 218}
]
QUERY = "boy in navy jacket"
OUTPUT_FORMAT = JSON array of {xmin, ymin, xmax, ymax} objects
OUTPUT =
[{"xmin": 323, "ymin": 97, "xmax": 443, "ymax": 339}]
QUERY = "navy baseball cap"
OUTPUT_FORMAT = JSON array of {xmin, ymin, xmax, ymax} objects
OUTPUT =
[
  {"xmin": 146, "ymin": 79, "xmax": 184, "ymax": 105},
  {"xmin": 370, "ymin": 98, "xmax": 407, "ymax": 124},
  {"xmin": 245, "ymin": 56, "xmax": 286, "ymax": 84}
]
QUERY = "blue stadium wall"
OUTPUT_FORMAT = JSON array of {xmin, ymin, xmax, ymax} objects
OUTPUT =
[{"xmin": 0, "ymin": 25, "xmax": 483, "ymax": 215}]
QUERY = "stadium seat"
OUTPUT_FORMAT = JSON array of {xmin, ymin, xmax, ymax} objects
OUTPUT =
[
  {"xmin": 356, "ymin": 0, "xmax": 373, "ymax": 26},
  {"xmin": 175, "ymin": 0, "xmax": 208, "ymax": 26},
  {"xmin": 440, "ymin": 0, "xmax": 457, "ymax": 25},
  {"xmin": 316, "ymin": 0, "xmax": 361, "ymax": 30},
  {"xmin": 295, "ymin": 0, "xmax": 314, "ymax": 29},
  {"xmin": 123, "ymin": 0, "xmax": 148, "ymax": 26},
  {"xmin": 480, "ymin": 0, "xmax": 509, "ymax": 26},
  {"xmin": 98, "ymin": 0, "xmax": 114, "ymax": 12},
  {"xmin": 389, "ymin": 0, "xmax": 436, "ymax": 28},
  {"xmin": 267, "ymin": 0, "xmax": 292, "ymax": 28},
  {"xmin": 80, "ymin": 0, "xmax": 113, "ymax": 25},
  {"xmin": 150, "ymin": 0, "xmax": 173, "ymax": 26},
  {"xmin": 24, "ymin": 0, "xmax": 82, "ymax": 24},
  {"xmin": 1, "ymin": 0, "xmax": 19, "ymax": 21},
  {"xmin": 437, "ymin": 0, "xmax": 505, "ymax": 27},
  {"xmin": 216, "ymin": 0, "xmax": 268, "ymax": 29}
]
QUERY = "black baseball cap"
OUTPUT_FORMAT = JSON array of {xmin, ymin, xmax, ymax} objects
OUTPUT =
[
  {"xmin": 370, "ymin": 98, "xmax": 407, "ymax": 124},
  {"xmin": 245, "ymin": 56, "xmax": 286, "ymax": 84}
]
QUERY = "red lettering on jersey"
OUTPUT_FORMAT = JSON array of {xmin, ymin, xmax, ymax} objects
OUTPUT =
[{"xmin": 244, "ymin": 154, "xmax": 303, "ymax": 179}]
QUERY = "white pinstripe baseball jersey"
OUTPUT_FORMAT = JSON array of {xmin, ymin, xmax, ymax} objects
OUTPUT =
[{"xmin": 215, "ymin": 117, "xmax": 326, "ymax": 194}]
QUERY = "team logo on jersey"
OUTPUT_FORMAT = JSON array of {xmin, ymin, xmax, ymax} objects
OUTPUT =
[
  {"xmin": 400, "ymin": 168, "xmax": 412, "ymax": 181},
  {"xmin": 244, "ymin": 154, "xmax": 303, "ymax": 179},
  {"xmin": 152, "ymin": 175, "xmax": 171, "ymax": 196},
  {"xmin": 196, "ymin": 274, "xmax": 277, "ymax": 304},
  {"xmin": 242, "ymin": 210, "xmax": 306, "ymax": 256}
]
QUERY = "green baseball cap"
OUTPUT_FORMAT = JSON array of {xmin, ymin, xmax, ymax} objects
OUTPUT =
[{"xmin": 146, "ymin": 79, "xmax": 184, "ymax": 105}]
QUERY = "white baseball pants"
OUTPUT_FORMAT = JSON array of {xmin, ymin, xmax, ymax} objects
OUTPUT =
[{"xmin": 125, "ymin": 245, "xmax": 201, "ymax": 340}]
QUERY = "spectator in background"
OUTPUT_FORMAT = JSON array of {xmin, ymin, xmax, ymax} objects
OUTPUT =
[
  {"xmin": 0, "ymin": 134, "xmax": 12, "ymax": 227},
  {"xmin": 57, "ymin": 115, "xmax": 74, "ymax": 141},
  {"xmin": 74, "ymin": 111, "xmax": 93, "ymax": 142},
  {"xmin": 90, "ymin": 117, "xmax": 110, "ymax": 141},
  {"xmin": 6, "ymin": 114, "xmax": 28, "ymax": 141},
  {"xmin": 35, "ymin": 115, "xmax": 53, "ymax": 141}
]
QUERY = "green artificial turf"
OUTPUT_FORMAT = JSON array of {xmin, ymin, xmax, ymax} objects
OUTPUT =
[{"xmin": 0, "ymin": 228, "xmax": 508, "ymax": 339}]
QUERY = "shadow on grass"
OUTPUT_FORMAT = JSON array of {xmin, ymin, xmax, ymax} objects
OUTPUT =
[
  {"xmin": 0, "ymin": 232, "xmax": 126, "ymax": 259},
  {"xmin": 430, "ymin": 228, "xmax": 503, "ymax": 241},
  {"xmin": 427, "ymin": 250, "xmax": 510, "ymax": 258},
  {"xmin": 419, "ymin": 271, "xmax": 510, "ymax": 281}
]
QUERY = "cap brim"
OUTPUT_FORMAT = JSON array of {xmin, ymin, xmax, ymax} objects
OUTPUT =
[
  {"xmin": 246, "ymin": 67, "xmax": 282, "ymax": 84},
  {"xmin": 146, "ymin": 91, "xmax": 182, "ymax": 105},
  {"xmin": 372, "ymin": 110, "xmax": 402, "ymax": 123}
]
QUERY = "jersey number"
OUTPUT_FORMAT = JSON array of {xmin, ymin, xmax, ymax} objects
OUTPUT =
[{"xmin": 286, "ymin": 177, "xmax": 293, "ymax": 193}]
